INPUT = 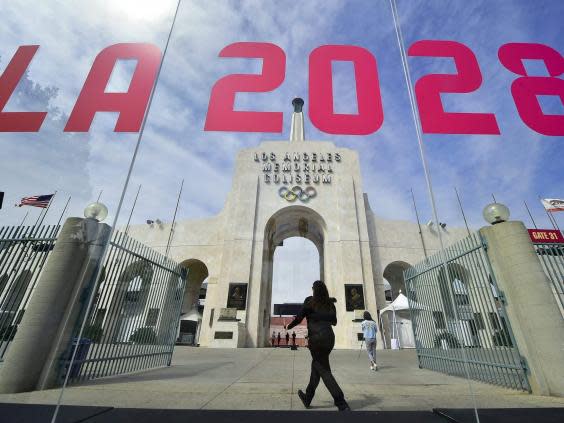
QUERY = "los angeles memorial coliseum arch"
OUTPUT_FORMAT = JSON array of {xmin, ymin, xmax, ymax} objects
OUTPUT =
[{"xmin": 127, "ymin": 100, "xmax": 470, "ymax": 349}]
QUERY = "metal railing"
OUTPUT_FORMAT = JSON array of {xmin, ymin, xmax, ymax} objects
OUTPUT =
[
  {"xmin": 62, "ymin": 229, "xmax": 187, "ymax": 384},
  {"xmin": 0, "ymin": 225, "xmax": 60, "ymax": 361},
  {"xmin": 534, "ymin": 243, "xmax": 564, "ymax": 317},
  {"xmin": 404, "ymin": 232, "xmax": 529, "ymax": 391}
]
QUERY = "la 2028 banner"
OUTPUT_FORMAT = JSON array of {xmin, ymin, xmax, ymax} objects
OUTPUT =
[{"xmin": 2, "ymin": 40, "xmax": 562, "ymax": 135}]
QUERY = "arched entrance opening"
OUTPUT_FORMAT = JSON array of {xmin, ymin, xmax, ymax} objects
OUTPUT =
[
  {"xmin": 383, "ymin": 261, "xmax": 412, "ymax": 300},
  {"xmin": 270, "ymin": 236, "xmax": 320, "ymax": 347},
  {"xmin": 259, "ymin": 206, "xmax": 326, "ymax": 347},
  {"xmin": 178, "ymin": 259, "xmax": 208, "ymax": 346},
  {"xmin": 383, "ymin": 278, "xmax": 392, "ymax": 301},
  {"xmin": 107, "ymin": 261, "xmax": 154, "ymax": 343},
  {"xmin": 382, "ymin": 261, "xmax": 413, "ymax": 349},
  {"xmin": 437, "ymin": 263, "xmax": 470, "ymax": 319}
]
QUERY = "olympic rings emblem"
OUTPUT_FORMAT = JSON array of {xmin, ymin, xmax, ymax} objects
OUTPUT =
[{"xmin": 278, "ymin": 186, "xmax": 317, "ymax": 203}]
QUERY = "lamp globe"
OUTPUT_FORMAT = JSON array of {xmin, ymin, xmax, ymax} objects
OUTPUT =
[
  {"xmin": 482, "ymin": 203, "xmax": 510, "ymax": 225},
  {"xmin": 84, "ymin": 202, "xmax": 108, "ymax": 222}
]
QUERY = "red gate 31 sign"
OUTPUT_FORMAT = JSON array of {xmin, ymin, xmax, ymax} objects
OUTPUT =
[{"xmin": 528, "ymin": 229, "xmax": 564, "ymax": 243}]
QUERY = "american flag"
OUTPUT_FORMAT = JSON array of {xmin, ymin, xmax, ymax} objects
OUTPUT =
[{"xmin": 17, "ymin": 194, "xmax": 54, "ymax": 208}]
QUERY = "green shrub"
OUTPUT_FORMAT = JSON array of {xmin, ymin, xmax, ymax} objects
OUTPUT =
[
  {"xmin": 129, "ymin": 327, "xmax": 157, "ymax": 345},
  {"xmin": 434, "ymin": 332, "xmax": 461, "ymax": 349},
  {"xmin": 492, "ymin": 329, "xmax": 513, "ymax": 347},
  {"xmin": 83, "ymin": 323, "xmax": 104, "ymax": 343}
]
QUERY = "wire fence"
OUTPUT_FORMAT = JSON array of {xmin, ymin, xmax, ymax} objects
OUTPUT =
[
  {"xmin": 62, "ymin": 229, "xmax": 187, "ymax": 384},
  {"xmin": 534, "ymin": 243, "xmax": 564, "ymax": 317},
  {"xmin": 404, "ymin": 232, "xmax": 530, "ymax": 391}
]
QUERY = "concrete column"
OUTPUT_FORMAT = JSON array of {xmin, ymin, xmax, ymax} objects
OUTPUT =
[
  {"xmin": 0, "ymin": 217, "xmax": 111, "ymax": 393},
  {"xmin": 480, "ymin": 221, "xmax": 564, "ymax": 397}
]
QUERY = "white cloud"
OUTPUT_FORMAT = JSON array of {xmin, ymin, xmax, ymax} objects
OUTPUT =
[{"xmin": 1, "ymin": 0, "xmax": 562, "ymax": 234}]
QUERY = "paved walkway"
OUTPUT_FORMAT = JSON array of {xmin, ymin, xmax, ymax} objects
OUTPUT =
[{"xmin": 0, "ymin": 348, "xmax": 563, "ymax": 411}]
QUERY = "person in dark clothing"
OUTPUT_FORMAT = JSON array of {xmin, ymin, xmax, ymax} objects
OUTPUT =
[
  {"xmin": 292, "ymin": 331, "xmax": 297, "ymax": 346},
  {"xmin": 277, "ymin": 332, "xmax": 281, "ymax": 347},
  {"xmin": 272, "ymin": 331, "xmax": 276, "ymax": 348},
  {"xmin": 285, "ymin": 332, "xmax": 290, "ymax": 346},
  {"xmin": 286, "ymin": 280, "xmax": 350, "ymax": 411}
]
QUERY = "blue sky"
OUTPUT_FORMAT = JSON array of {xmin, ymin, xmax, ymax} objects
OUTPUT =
[{"xmin": 0, "ymin": 0, "xmax": 562, "ymax": 301}]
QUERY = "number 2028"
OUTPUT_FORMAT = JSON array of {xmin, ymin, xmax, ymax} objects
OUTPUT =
[{"xmin": 204, "ymin": 41, "xmax": 564, "ymax": 137}]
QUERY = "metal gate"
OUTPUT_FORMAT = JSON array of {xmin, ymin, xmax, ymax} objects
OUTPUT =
[
  {"xmin": 404, "ymin": 232, "xmax": 530, "ymax": 391},
  {"xmin": 533, "ymin": 242, "xmax": 564, "ymax": 316},
  {"xmin": 0, "ymin": 225, "xmax": 60, "ymax": 361},
  {"xmin": 62, "ymin": 229, "xmax": 187, "ymax": 384}
]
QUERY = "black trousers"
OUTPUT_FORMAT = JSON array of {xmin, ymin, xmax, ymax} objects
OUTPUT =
[{"xmin": 306, "ymin": 333, "xmax": 346, "ymax": 406}]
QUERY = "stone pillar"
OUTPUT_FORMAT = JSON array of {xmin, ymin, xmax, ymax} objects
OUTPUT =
[
  {"xmin": 480, "ymin": 221, "xmax": 564, "ymax": 397},
  {"xmin": 0, "ymin": 217, "xmax": 111, "ymax": 393}
]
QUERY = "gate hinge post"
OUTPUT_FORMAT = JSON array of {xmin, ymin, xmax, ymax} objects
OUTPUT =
[
  {"xmin": 520, "ymin": 356, "xmax": 529, "ymax": 371},
  {"xmin": 481, "ymin": 236, "xmax": 489, "ymax": 251}
]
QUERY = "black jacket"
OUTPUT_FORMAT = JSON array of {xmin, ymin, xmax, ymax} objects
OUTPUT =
[{"xmin": 287, "ymin": 296, "xmax": 337, "ymax": 338}]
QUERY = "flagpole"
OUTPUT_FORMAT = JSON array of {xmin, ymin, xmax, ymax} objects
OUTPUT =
[
  {"xmin": 410, "ymin": 188, "xmax": 427, "ymax": 258},
  {"xmin": 454, "ymin": 187, "xmax": 471, "ymax": 236},
  {"xmin": 523, "ymin": 201, "xmax": 537, "ymax": 229},
  {"xmin": 389, "ymin": 2, "xmax": 479, "ymax": 420},
  {"xmin": 96, "ymin": 190, "xmax": 103, "ymax": 202},
  {"xmin": 549, "ymin": 213, "xmax": 560, "ymax": 232},
  {"xmin": 31, "ymin": 204, "xmax": 46, "ymax": 230},
  {"xmin": 56, "ymin": 196, "xmax": 72, "ymax": 227},
  {"xmin": 491, "ymin": 193, "xmax": 497, "ymax": 203},
  {"xmin": 165, "ymin": 179, "xmax": 184, "ymax": 257},
  {"xmin": 124, "ymin": 184, "xmax": 142, "ymax": 236},
  {"xmin": 549, "ymin": 212, "xmax": 561, "ymax": 232},
  {"xmin": 18, "ymin": 211, "xmax": 29, "ymax": 228},
  {"xmin": 545, "ymin": 208, "xmax": 557, "ymax": 230}
]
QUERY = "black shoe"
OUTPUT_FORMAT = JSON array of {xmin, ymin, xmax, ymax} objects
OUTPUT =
[
  {"xmin": 337, "ymin": 400, "xmax": 350, "ymax": 411},
  {"xmin": 298, "ymin": 390, "xmax": 311, "ymax": 409}
]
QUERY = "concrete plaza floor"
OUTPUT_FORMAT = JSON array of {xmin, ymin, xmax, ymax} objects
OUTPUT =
[{"xmin": 0, "ymin": 347, "xmax": 563, "ymax": 411}]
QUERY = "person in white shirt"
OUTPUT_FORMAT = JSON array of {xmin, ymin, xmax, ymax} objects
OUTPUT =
[{"xmin": 361, "ymin": 311, "xmax": 378, "ymax": 371}]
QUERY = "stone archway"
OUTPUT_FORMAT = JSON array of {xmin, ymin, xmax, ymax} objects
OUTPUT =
[
  {"xmin": 106, "ymin": 261, "xmax": 154, "ymax": 343},
  {"xmin": 382, "ymin": 261, "xmax": 413, "ymax": 348},
  {"xmin": 383, "ymin": 261, "xmax": 412, "ymax": 300},
  {"xmin": 178, "ymin": 259, "xmax": 209, "ymax": 345},
  {"xmin": 257, "ymin": 205, "xmax": 327, "ymax": 347}
]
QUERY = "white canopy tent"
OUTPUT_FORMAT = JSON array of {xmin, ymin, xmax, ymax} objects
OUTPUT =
[
  {"xmin": 178, "ymin": 308, "xmax": 203, "ymax": 345},
  {"xmin": 380, "ymin": 292, "xmax": 426, "ymax": 349}
]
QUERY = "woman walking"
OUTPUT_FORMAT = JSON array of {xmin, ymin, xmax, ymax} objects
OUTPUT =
[
  {"xmin": 286, "ymin": 280, "xmax": 350, "ymax": 411},
  {"xmin": 361, "ymin": 311, "xmax": 378, "ymax": 370}
]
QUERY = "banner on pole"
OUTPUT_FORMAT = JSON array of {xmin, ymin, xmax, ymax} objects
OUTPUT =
[{"xmin": 541, "ymin": 199, "xmax": 564, "ymax": 213}]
